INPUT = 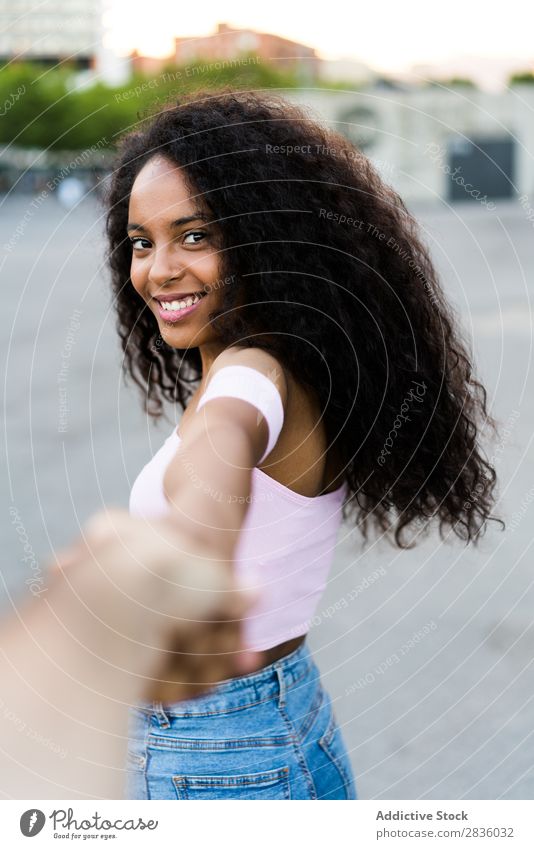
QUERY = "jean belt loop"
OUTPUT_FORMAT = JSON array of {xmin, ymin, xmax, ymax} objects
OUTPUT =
[
  {"xmin": 152, "ymin": 700, "xmax": 171, "ymax": 728},
  {"xmin": 274, "ymin": 661, "xmax": 286, "ymax": 710}
]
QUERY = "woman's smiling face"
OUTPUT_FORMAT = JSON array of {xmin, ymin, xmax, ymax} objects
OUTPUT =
[{"xmin": 127, "ymin": 155, "xmax": 223, "ymax": 348}]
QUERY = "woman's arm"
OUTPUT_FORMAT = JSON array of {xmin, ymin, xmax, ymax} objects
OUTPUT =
[
  {"xmin": 164, "ymin": 404, "xmax": 266, "ymax": 557},
  {"xmin": 163, "ymin": 348, "xmax": 288, "ymax": 557}
]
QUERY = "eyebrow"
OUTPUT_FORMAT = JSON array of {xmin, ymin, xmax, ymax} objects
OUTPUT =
[{"xmin": 127, "ymin": 213, "xmax": 209, "ymax": 233}]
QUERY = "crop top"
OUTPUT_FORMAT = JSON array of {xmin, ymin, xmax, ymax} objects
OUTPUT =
[{"xmin": 129, "ymin": 364, "xmax": 348, "ymax": 652}]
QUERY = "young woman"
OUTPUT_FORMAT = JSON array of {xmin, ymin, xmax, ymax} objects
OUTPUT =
[{"xmin": 104, "ymin": 89, "xmax": 501, "ymax": 800}]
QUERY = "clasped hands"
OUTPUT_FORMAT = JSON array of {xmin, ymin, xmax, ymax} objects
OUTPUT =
[{"xmin": 50, "ymin": 508, "xmax": 264, "ymax": 703}]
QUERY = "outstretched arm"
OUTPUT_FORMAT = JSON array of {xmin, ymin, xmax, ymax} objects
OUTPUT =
[
  {"xmin": 163, "ymin": 347, "xmax": 288, "ymax": 558},
  {"xmin": 0, "ymin": 349, "xmax": 287, "ymax": 798}
]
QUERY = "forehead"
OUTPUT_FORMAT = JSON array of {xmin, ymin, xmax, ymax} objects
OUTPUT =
[{"xmin": 129, "ymin": 155, "xmax": 194, "ymax": 217}]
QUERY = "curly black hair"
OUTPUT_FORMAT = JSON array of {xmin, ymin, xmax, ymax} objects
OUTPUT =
[{"xmin": 105, "ymin": 87, "xmax": 502, "ymax": 547}]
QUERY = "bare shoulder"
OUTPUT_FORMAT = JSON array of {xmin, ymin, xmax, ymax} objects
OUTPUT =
[{"xmin": 208, "ymin": 345, "xmax": 289, "ymax": 410}]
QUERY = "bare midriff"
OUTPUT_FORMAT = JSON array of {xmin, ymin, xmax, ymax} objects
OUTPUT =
[{"xmin": 253, "ymin": 634, "xmax": 307, "ymax": 670}]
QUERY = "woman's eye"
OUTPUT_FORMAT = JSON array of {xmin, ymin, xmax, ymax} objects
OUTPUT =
[
  {"xmin": 129, "ymin": 236, "xmax": 151, "ymax": 250},
  {"xmin": 183, "ymin": 230, "xmax": 207, "ymax": 245}
]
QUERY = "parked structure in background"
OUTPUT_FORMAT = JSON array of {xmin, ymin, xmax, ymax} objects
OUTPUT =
[{"xmin": 0, "ymin": 0, "xmax": 101, "ymax": 70}]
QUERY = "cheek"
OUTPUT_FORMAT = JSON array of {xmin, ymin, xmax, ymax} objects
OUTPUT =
[
  {"xmin": 195, "ymin": 251, "xmax": 221, "ymax": 284},
  {"xmin": 129, "ymin": 259, "xmax": 147, "ymax": 295}
]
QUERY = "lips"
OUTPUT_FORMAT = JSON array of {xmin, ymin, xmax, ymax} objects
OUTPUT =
[
  {"xmin": 153, "ymin": 290, "xmax": 206, "ymax": 303},
  {"xmin": 156, "ymin": 295, "xmax": 205, "ymax": 323}
]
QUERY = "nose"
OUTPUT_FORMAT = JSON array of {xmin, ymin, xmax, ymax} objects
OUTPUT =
[{"xmin": 147, "ymin": 241, "xmax": 185, "ymax": 288}]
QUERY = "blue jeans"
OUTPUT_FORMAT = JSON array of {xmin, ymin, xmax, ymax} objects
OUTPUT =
[{"xmin": 125, "ymin": 640, "xmax": 357, "ymax": 800}]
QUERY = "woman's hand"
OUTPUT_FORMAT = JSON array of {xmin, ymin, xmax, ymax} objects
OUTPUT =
[{"xmin": 51, "ymin": 508, "xmax": 265, "ymax": 703}]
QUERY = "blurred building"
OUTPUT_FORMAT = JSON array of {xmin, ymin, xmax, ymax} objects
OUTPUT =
[
  {"xmin": 0, "ymin": 0, "xmax": 101, "ymax": 69},
  {"xmin": 288, "ymin": 85, "xmax": 533, "ymax": 202},
  {"xmin": 173, "ymin": 22, "xmax": 320, "ymax": 80},
  {"xmin": 320, "ymin": 58, "xmax": 376, "ymax": 87},
  {"xmin": 129, "ymin": 50, "xmax": 174, "ymax": 77}
]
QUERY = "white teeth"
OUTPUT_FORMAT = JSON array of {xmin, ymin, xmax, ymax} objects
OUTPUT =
[{"xmin": 160, "ymin": 292, "xmax": 204, "ymax": 311}]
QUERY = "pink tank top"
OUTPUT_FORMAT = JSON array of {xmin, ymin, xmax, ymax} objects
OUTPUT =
[{"xmin": 129, "ymin": 365, "xmax": 347, "ymax": 652}]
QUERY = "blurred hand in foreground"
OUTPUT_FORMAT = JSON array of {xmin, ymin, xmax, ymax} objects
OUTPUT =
[{"xmin": 52, "ymin": 507, "xmax": 265, "ymax": 703}]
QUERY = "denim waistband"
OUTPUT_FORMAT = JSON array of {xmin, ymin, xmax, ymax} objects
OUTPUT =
[{"xmin": 135, "ymin": 639, "xmax": 316, "ymax": 718}]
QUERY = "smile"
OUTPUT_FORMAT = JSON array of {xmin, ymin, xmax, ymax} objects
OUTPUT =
[{"xmin": 155, "ymin": 291, "xmax": 207, "ymax": 322}]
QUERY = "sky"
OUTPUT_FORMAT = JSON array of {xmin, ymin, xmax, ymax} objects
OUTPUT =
[{"xmin": 103, "ymin": 0, "xmax": 533, "ymax": 79}]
